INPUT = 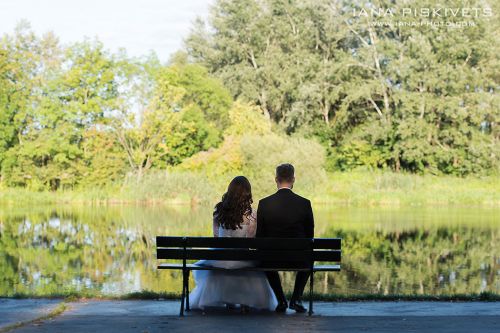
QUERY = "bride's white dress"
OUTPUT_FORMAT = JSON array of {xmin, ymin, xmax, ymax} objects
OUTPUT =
[{"xmin": 189, "ymin": 210, "xmax": 278, "ymax": 310}]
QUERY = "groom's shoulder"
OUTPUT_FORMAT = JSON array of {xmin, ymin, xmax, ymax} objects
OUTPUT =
[
  {"xmin": 259, "ymin": 191, "xmax": 311, "ymax": 204},
  {"xmin": 292, "ymin": 192, "xmax": 311, "ymax": 205},
  {"xmin": 258, "ymin": 193, "xmax": 277, "ymax": 204}
]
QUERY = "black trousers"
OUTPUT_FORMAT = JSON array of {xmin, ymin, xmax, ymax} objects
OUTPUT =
[{"xmin": 265, "ymin": 271, "xmax": 310, "ymax": 304}]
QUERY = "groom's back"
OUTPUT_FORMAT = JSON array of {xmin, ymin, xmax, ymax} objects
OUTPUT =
[{"xmin": 256, "ymin": 189, "xmax": 314, "ymax": 238}]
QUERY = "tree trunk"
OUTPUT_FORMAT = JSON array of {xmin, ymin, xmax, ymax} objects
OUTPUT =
[
  {"xmin": 323, "ymin": 100, "xmax": 330, "ymax": 125},
  {"xmin": 368, "ymin": 27, "xmax": 390, "ymax": 118},
  {"xmin": 258, "ymin": 91, "xmax": 271, "ymax": 119}
]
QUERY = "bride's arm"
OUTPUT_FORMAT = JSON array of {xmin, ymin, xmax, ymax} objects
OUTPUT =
[
  {"xmin": 213, "ymin": 215, "xmax": 219, "ymax": 237},
  {"xmin": 245, "ymin": 209, "xmax": 257, "ymax": 238}
]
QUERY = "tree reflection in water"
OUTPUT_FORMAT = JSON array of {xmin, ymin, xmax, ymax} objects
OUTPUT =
[{"xmin": 0, "ymin": 205, "xmax": 499, "ymax": 296}]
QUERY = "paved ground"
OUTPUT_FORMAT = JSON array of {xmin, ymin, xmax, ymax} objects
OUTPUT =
[
  {"xmin": 0, "ymin": 299, "xmax": 61, "ymax": 330},
  {"xmin": 1, "ymin": 299, "xmax": 499, "ymax": 333}
]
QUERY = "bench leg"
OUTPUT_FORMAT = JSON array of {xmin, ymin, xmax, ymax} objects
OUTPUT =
[
  {"xmin": 308, "ymin": 271, "xmax": 314, "ymax": 316},
  {"xmin": 185, "ymin": 270, "xmax": 190, "ymax": 311},
  {"xmin": 180, "ymin": 270, "xmax": 186, "ymax": 316}
]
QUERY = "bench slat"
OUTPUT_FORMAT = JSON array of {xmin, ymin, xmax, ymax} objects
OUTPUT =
[
  {"xmin": 157, "ymin": 248, "xmax": 341, "ymax": 262},
  {"xmin": 313, "ymin": 238, "xmax": 341, "ymax": 249},
  {"xmin": 313, "ymin": 250, "xmax": 341, "ymax": 262},
  {"xmin": 157, "ymin": 263, "xmax": 309, "ymax": 271},
  {"xmin": 157, "ymin": 263, "xmax": 340, "ymax": 272},
  {"xmin": 156, "ymin": 236, "xmax": 319, "ymax": 250},
  {"xmin": 157, "ymin": 248, "xmax": 315, "ymax": 261},
  {"xmin": 312, "ymin": 264, "xmax": 341, "ymax": 271}
]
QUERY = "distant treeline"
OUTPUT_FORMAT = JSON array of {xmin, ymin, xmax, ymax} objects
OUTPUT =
[{"xmin": 0, "ymin": 0, "xmax": 499, "ymax": 191}]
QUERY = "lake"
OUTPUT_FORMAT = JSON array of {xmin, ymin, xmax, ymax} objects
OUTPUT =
[{"xmin": 0, "ymin": 204, "xmax": 499, "ymax": 297}]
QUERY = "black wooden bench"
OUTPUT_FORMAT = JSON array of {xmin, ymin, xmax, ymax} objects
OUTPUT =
[{"xmin": 156, "ymin": 236, "xmax": 341, "ymax": 316}]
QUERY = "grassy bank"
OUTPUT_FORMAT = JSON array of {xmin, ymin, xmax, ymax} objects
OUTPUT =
[
  {"xmin": 1, "ymin": 171, "xmax": 499, "ymax": 207},
  {"xmin": 4, "ymin": 291, "xmax": 499, "ymax": 302},
  {"xmin": 311, "ymin": 171, "xmax": 500, "ymax": 206}
]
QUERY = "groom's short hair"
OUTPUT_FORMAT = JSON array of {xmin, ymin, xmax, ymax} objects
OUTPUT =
[{"xmin": 276, "ymin": 163, "xmax": 295, "ymax": 183}]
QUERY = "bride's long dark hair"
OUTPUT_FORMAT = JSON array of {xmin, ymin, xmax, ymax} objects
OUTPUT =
[{"xmin": 214, "ymin": 176, "xmax": 253, "ymax": 230}]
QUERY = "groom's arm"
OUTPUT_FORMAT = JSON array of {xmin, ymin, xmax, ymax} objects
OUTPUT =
[
  {"xmin": 256, "ymin": 200, "xmax": 265, "ymax": 238},
  {"xmin": 305, "ymin": 200, "xmax": 314, "ymax": 238}
]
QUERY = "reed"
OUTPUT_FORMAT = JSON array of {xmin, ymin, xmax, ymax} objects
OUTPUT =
[{"xmin": 1, "ymin": 171, "xmax": 498, "ymax": 207}]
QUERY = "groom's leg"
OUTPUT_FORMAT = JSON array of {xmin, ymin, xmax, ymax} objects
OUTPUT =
[
  {"xmin": 291, "ymin": 271, "xmax": 310, "ymax": 302},
  {"xmin": 266, "ymin": 271, "xmax": 287, "ymax": 303}
]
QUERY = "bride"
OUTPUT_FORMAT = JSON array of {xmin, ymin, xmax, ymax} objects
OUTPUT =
[{"xmin": 189, "ymin": 176, "xmax": 278, "ymax": 312}]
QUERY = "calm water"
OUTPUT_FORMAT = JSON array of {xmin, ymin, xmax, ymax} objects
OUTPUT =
[{"xmin": 0, "ymin": 204, "xmax": 499, "ymax": 296}]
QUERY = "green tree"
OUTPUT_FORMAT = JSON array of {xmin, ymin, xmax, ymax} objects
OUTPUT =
[
  {"xmin": 111, "ymin": 61, "xmax": 233, "ymax": 179},
  {"xmin": 0, "ymin": 23, "xmax": 49, "ymax": 183},
  {"xmin": 329, "ymin": 0, "xmax": 500, "ymax": 174},
  {"xmin": 187, "ymin": 0, "xmax": 500, "ymax": 175},
  {"xmin": 1, "ymin": 32, "xmax": 123, "ymax": 189}
]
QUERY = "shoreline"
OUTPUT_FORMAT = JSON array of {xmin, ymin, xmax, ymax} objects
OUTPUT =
[{"xmin": 3, "ymin": 291, "xmax": 499, "ymax": 302}]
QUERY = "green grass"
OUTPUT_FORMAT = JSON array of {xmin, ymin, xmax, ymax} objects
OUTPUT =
[
  {"xmin": 4, "ymin": 291, "xmax": 499, "ymax": 302},
  {"xmin": 310, "ymin": 171, "xmax": 500, "ymax": 206},
  {"xmin": 1, "ymin": 171, "xmax": 499, "ymax": 207}
]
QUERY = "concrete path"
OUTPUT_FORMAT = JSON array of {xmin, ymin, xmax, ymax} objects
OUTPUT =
[
  {"xmin": 1, "ymin": 299, "xmax": 499, "ymax": 333},
  {"xmin": 0, "ymin": 299, "xmax": 62, "ymax": 330}
]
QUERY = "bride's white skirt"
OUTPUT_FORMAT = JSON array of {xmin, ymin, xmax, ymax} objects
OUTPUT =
[{"xmin": 189, "ymin": 260, "xmax": 278, "ymax": 310}]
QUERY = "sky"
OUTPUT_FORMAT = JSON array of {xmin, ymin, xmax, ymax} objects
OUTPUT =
[{"xmin": 0, "ymin": 0, "xmax": 214, "ymax": 61}]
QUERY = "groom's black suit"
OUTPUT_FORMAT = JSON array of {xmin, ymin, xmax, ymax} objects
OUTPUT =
[{"xmin": 256, "ymin": 188, "xmax": 314, "ymax": 304}]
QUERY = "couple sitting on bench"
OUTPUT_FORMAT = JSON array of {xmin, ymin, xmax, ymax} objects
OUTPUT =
[{"xmin": 189, "ymin": 163, "xmax": 314, "ymax": 313}]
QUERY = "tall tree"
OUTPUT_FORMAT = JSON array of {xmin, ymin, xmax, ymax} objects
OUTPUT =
[
  {"xmin": 1, "ymin": 32, "xmax": 123, "ymax": 189},
  {"xmin": 187, "ymin": 0, "xmax": 500, "ymax": 175},
  {"xmin": 111, "ymin": 60, "xmax": 233, "ymax": 180},
  {"xmin": 0, "ymin": 22, "xmax": 48, "ymax": 183}
]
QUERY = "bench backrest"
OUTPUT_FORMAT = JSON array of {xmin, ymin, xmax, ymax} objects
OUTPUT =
[{"xmin": 156, "ymin": 236, "xmax": 341, "ymax": 263}]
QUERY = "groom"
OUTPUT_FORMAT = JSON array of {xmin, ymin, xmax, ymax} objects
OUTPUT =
[{"xmin": 256, "ymin": 163, "xmax": 314, "ymax": 313}]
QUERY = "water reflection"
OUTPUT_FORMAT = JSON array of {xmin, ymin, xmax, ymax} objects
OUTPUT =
[{"xmin": 0, "ymin": 205, "xmax": 499, "ymax": 296}]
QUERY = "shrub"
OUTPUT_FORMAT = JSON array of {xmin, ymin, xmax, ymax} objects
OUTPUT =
[
  {"xmin": 122, "ymin": 171, "xmax": 221, "ymax": 204},
  {"xmin": 240, "ymin": 134, "xmax": 326, "ymax": 198},
  {"xmin": 179, "ymin": 133, "xmax": 327, "ymax": 199}
]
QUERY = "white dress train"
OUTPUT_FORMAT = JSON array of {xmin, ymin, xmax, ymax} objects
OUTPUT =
[{"xmin": 188, "ymin": 210, "xmax": 278, "ymax": 310}]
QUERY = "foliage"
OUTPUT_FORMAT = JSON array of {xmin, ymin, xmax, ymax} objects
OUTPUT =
[
  {"xmin": 107, "ymin": 59, "xmax": 232, "ymax": 179},
  {"xmin": 0, "ymin": 27, "xmax": 123, "ymax": 189},
  {"xmin": 239, "ymin": 134, "xmax": 326, "ymax": 198},
  {"xmin": 0, "ymin": 26, "xmax": 234, "ymax": 188},
  {"xmin": 81, "ymin": 128, "xmax": 128, "ymax": 186},
  {"xmin": 187, "ymin": 0, "xmax": 500, "ymax": 175},
  {"xmin": 1, "ymin": 1, "xmax": 499, "ymax": 191},
  {"xmin": 180, "ymin": 132, "xmax": 327, "ymax": 198},
  {"xmin": 179, "ymin": 101, "xmax": 270, "ymax": 175},
  {"xmin": 224, "ymin": 100, "xmax": 272, "ymax": 136},
  {"xmin": 179, "ymin": 99, "xmax": 326, "ymax": 198}
]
